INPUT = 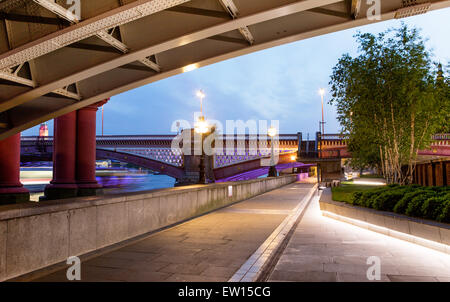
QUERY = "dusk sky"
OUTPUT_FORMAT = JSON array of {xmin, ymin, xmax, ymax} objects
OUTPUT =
[{"xmin": 24, "ymin": 8, "xmax": 450, "ymax": 138}]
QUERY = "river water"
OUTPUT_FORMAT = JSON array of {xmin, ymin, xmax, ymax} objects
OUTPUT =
[{"xmin": 21, "ymin": 164, "xmax": 176, "ymax": 201}]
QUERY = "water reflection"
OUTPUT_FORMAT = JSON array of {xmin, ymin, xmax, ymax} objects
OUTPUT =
[{"xmin": 21, "ymin": 162, "xmax": 175, "ymax": 201}]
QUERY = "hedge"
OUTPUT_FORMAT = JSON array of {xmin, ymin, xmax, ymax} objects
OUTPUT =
[{"xmin": 344, "ymin": 185, "xmax": 450, "ymax": 223}]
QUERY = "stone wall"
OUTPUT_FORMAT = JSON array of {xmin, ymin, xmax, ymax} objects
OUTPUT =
[{"xmin": 0, "ymin": 175, "xmax": 296, "ymax": 281}]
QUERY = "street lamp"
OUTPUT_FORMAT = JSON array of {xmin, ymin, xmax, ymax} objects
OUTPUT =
[
  {"xmin": 319, "ymin": 88, "xmax": 326, "ymax": 135},
  {"xmin": 196, "ymin": 90, "xmax": 206, "ymax": 117},
  {"xmin": 290, "ymin": 154, "xmax": 297, "ymax": 173},
  {"xmin": 268, "ymin": 126, "xmax": 277, "ymax": 177}
]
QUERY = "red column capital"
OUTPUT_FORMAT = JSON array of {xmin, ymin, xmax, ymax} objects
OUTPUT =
[{"xmin": 82, "ymin": 99, "xmax": 109, "ymax": 111}]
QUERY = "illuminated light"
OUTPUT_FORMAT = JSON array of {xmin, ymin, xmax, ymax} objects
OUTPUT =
[
  {"xmin": 267, "ymin": 126, "xmax": 277, "ymax": 138},
  {"xmin": 195, "ymin": 118, "xmax": 209, "ymax": 134},
  {"xmin": 183, "ymin": 64, "xmax": 198, "ymax": 73},
  {"xmin": 321, "ymin": 210, "xmax": 450, "ymax": 255},
  {"xmin": 196, "ymin": 90, "xmax": 205, "ymax": 99},
  {"xmin": 319, "ymin": 88, "xmax": 325, "ymax": 96},
  {"xmin": 352, "ymin": 180, "xmax": 386, "ymax": 186},
  {"xmin": 290, "ymin": 155, "xmax": 297, "ymax": 161}
]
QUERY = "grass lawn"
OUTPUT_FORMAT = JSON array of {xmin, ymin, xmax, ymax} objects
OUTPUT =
[
  {"xmin": 331, "ymin": 184, "xmax": 383, "ymax": 203},
  {"xmin": 360, "ymin": 174, "xmax": 384, "ymax": 179}
]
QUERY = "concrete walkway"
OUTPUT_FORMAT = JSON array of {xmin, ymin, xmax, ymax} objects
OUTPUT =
[
  {"xmin": 268, "ymin": 194, "xmax": 450, "ymax": 282},
  {"xmin": 31, "ymin": 181, "xmax": 450, "ymax": 282},
  {"xmin": 33, "ymin": 182, "xmax": 315, "ymax": 282}
]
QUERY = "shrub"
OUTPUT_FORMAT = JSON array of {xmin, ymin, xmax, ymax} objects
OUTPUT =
[
  {"xmin": 334, "ymin": 183, "xmax": 449, "ymax": 223},
  {"xmin": 405, "ymin": 193, "xmax": 436, "ymax": 217},
  {"xmin": 359, "ymin": 187, "xmax": 390, "ymax": 208},
  {"xmin": 436, "ymin": 201, "xmax": 450, "ymax": 223},
  {"xmin": 393, "ymin": 190, "xmax": 429, "ymax": 214},
  {"xmin": 421, "ymin": 196, "xmax": 447, "ymax": 220},
  {"xmin": 371, "ymin": 191, "xmax": 399, "ymax": 211},
  {"xmin": 351, "ymin": 191, "xmax": 363, "ymax": 205}
]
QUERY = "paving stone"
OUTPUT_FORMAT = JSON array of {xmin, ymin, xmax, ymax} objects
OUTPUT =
[
  {"xmin": 165, "ymin": 273, "xmax": 226, "ymax": 282},
  {"xmin": 269, "ymin": 270, "xmax": 337, "ymax": 282},
  {"xmin": 159, "ymin": 263, "xmax": 210, "ymax": 275},
  {"xmin": 267, "ymin": 190, "xmax": 450, "ymax": 283},
  {"xmin": 200, "ymin": 266, "xmax": 238, "ymax": 278},
  {"xmin": 337, "ymin": 273, "xmax": 390, "ymax": 282}
]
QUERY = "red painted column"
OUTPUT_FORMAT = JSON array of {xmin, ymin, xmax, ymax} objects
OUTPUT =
[
  {"xmin": 44, "ymin": 112, "xmax": 78, "ymax": 200},
  {"xmin": 0, "ymin": 133, "xmax": 29, "ymax": 204},
  {"xmin": 76, "ymin": 100, "xmax": 107, "ymax": 196}
]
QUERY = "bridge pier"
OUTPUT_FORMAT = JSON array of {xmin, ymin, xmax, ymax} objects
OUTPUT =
[
  {"xmin": 44, "ymin": 112, "xmax": 78, "ymax": 200},
  {"xmin": 0, "ymin": 134, "xmax": 30, "ymax": 204},
  {"xmin": 75, "ymin": 103, "xmax": 104, "ymax": 196},
  {"xmin": 44, "ymin": 101, "xmax": 107, "ymax": 200}
]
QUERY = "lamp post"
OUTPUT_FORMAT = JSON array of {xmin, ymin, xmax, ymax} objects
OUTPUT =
[
  {"xmin": 319, "ymin": 88, "xmax": 326, "ymax": 135},
  {"xmin": 195, "ymin": 90, "xmax": 208, "ymax": 184},
  {"xmin": 101, "ymin": 105, "xmax": 104, "ymax": 136},
  {"xmin": 196, "ymin": 90, "xmax": 206, "ymax": 117},
  {"xmin": 268, "ymin": 126, "xmax": 277, "ymax": 177},
  {"xmin": 290, "ymin": 155, "xmax": 297, "ymax": 173},
  {"xmin": 195, "ymin": 117, "xmax": 209, "ymax": 184}
]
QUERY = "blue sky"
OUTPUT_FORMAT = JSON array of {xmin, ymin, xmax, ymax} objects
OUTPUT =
[{"xmin": 24, "ymin": 7, "xmax": 450, "ymax": 138}]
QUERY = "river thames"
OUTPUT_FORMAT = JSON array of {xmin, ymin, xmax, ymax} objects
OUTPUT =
[{"xmin": 21, "ymin": 162, "xmax": 176, "ymax": 201}]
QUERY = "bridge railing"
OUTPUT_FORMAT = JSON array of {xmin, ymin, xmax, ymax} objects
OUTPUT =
[
  {"xmin": 297, "ymin": 150, "xmax": 342, "ymax": 160},
  {"xmin": 432, "ymin": 133, "xmax": 450, "ymax": 140}
]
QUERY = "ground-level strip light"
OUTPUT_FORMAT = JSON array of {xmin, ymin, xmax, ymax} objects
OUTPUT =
[
  {"xmin": 321, "ymin": 210, "xmax": 450, "ymax": 255},
  {"xmin": 394, "ymin": 2, "xmax": 431, "ymax": 19},
  {"xmin": 352, "ymin": 180, "xmax": 386, "ymax": 186}
]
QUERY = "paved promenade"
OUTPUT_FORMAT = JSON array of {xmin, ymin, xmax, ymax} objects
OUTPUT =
[
  {"xmin": 31, "ymin": 181, "xmax": 450, "ymax": 282},
  {"xmin": 267, "ymin": 194, "xmax": 450, "ymax": 282},
  {"xmin": 34, "ymin": 182, "xmax": 315, "ymax": 282}
]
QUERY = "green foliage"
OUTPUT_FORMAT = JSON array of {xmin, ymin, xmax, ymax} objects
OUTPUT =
[
  {"xmin": 405, "ymin": 193, "xmax": 436, "ymax": 217},
  {"xmin": 421, "ymin": 196, "xmax": 446, "ymax": 220},
  {"xmin": 329, "ymin": 24, "xmax": 450, "ymax": 184},
  {"xmin": 332, "ymin": 184, "xmax": 450, "ymax": 223},
  {"xmin": 371, "ymin": 190, "xmax": 403, "ymax": 211},
  {"xmin": 436, "ymin": 200, "xmax": 450, "ymax": 223},
  {"xmin": 393, "ymin": 190, "xmax": 429, "ymax": 214},
  {"xmin": 331, "ymin": 184, "xmax": 377, "ymax": 204}
]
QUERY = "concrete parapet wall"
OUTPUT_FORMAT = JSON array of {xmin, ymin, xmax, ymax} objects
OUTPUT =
[
  {"xmin": 319, "ymin": 188, "xmax": 450, "ymax": 254},
  {"xmin": 0, "ymin": 175, "xmax": 296, "ymax": 281}
]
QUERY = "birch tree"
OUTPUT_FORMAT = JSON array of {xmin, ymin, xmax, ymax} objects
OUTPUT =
[{"xmin": 329, "ymin": 24, "xmax": 449, "ymax": 184}]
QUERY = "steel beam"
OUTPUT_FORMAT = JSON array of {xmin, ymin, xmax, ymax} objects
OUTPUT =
[
  {"xmin": 350, "ymin": 0, "xmax": 362, "ymax": 19},
  {"xmin": 166, "ymin": 6, "xmax": 229, "ymax": 18},
  {"xmin": 33, "ymin": 0, "xmax": 80, "ymax": 22},
  {"xmin": 140, "ymin": 57, "xmax": 161, "ymax": 73},
  {"xmin": 1, "ymin": 0, "xmax": 450, "ymax": 140},
  {"xmin": 0, "ymin": 0, "xmax": 190, "ymax": 70},
  {"xmin": 0, "ymin": 13, "xmax": 67, "ymax": 25},
  {"xmin": 0, "ymin": 0, "xmax": 343, "ymax": 114},
  {"xmin": 0, "ymin": 63, "xmax": 82, "ymax": 99},
  {"xmin": 219, "ymin": 0, "xmax": 254, "ymax": 45},
  {"xmin": 309, "ymin": 7, "xmax": 351, "ymax": 19},
  {"xmin": 0, "ymin": 69, "xmax": 36, "ymax": 87},
  {"xmin": 95, "ymin": 29, "xmax": 129, "ymax": 53}
]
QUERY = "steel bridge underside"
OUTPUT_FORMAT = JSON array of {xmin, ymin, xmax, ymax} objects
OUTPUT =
[{"xmin": 1, "ymin": 0, "xmax": 450, "ymax": 140}]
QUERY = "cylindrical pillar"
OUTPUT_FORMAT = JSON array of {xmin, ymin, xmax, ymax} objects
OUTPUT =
[
  {"xmin": 0, "ymin": 133, "xmax": 29, "ymax": 204},
  {"xmin": 44, "ymin": 112, "xmax": 78, "ymax": 200},
  {"xmin": 76, "ymin": 101, "xmax": 107, "ymax": 196}
]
